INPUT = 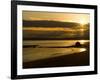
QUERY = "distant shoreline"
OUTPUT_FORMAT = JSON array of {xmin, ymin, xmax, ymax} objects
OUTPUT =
[
  {"xmin": 23, "ymin": 45, "xmax": 85, "ymax": 48},
  {"xmin": 23, "ymin": 39, "xmax": 89, "ymax": 40},
  {"xmin": 23, "ymin": 42, "xmax": 89, "ymax": 48}
]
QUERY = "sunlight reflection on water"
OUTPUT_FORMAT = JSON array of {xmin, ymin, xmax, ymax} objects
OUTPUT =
[{"xmin": 79, "ymin": 40, "xmax": 88, "ymax": 44}]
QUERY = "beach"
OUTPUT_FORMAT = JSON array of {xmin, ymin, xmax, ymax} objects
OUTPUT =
[{"xmin": 23, "ymin": 40, "xmax": 89, "ymax": 68}]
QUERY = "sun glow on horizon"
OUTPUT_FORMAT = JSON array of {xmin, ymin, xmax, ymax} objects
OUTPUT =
[{"xmin": 78, "ymin": 18, "xmax": 89, "ymax": 25}]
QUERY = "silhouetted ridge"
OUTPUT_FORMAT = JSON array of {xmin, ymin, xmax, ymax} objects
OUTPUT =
[{"xmin": 23, "ymin": 20, "xmax": 80, "ymax": 27}]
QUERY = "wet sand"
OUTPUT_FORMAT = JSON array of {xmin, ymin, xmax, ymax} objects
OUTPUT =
[{"xmin": 23, "ymin": 43, "xmax": 89, "ymax": 69}]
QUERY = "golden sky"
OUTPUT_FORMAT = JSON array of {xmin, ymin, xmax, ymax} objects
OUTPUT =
[{"xmin": 23, "ymin": 11, "xmax": 90, "ymax": 24}]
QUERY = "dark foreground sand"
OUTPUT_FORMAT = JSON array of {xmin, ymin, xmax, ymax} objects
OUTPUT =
[{"xmin": 23, "ymin": 43, "xmax": 89, "ymax": 69}]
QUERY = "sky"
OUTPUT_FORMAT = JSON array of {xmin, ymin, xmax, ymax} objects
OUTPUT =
[
  {"xmin": 23, "ymin": 10, "xmax": 90, "ymax": 33},
  {"xmin": 23, "ymin": 11, "xmax": 90, "ymax": 24}
]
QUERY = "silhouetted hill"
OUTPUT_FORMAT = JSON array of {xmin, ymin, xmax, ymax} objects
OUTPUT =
[
  {"xmin": 23, "ymin": 20, "xmax": 80, "ymax": 28},
  {"xmin": 23, "ymin": 20, "xmax": 89, "ymax": 40}
]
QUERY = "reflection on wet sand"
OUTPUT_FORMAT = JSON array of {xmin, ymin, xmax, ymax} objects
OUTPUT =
[
  {"xmin": 80, "ymin": 48, "xmax": 86, "ymax": 52},
  {"xmin": 23, "ymin": 40, "xmax": 89, "ymax": 63},
  {"xmin": 23, "ymin": 40, "xmax": 89, "ymax": 68},
  {"xmin": 23, "ymin": 47, "xmax": 87, "ymax": 63}
]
